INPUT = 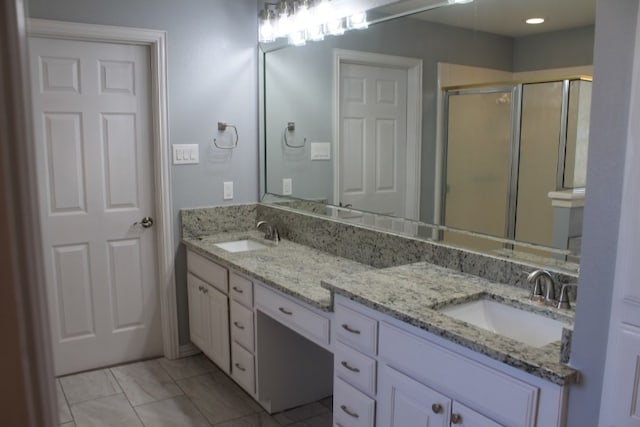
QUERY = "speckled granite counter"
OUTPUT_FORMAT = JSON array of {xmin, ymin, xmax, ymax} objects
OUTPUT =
[
  {"xmin": 181, "ymin": 219, "xmax": 578, "ymax": 385},
  {"xmin": 183, "ymin": 230, "xmax": 373, "ymax": 310},
  {"xmin": 321, "ymin": 262, "xmax": 579, "ymax": 385}
]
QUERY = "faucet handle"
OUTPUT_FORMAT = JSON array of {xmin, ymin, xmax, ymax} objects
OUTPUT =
[{"xmin": 557, "ymin": 283, "xmax": 578, "ymax": 309}]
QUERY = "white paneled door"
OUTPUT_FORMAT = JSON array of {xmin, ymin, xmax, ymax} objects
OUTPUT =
[
  {"xmin": 339, "ymin": 62, "xmax": 408, "ymax": 218},
  {"xmin": 29, "ymin": 37, "xmax": 162, "ymax": 376}
]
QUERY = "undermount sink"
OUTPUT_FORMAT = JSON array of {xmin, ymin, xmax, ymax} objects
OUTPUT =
[
  {"xmin": 440, "ymin": 299, "xmax": 569, "ymax": 348},
  {"xmin": 214, "ymin": 239, "xmax": 269, "ymax": 253}
]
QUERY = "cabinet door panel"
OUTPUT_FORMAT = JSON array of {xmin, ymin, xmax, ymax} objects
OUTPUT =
[
  {"xmin": 203, "ymin": 283, "xmax": 230, "ymax": 374},
  {"xmin": 452, "ymin": 401, "xmax": 504, "ymax": 427},
  {"xmin": 377, "ymin": 365, "xmax": 449, "ymax": 427},
  {"xmin": 187, "ymin": 273, "xmax": 210, "ymax": 352}
]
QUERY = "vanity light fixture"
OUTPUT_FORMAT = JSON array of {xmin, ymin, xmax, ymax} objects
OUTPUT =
[
  {"xmin": 526, "ymin": 17, "xmax": 545, "ymax": 24},
  {"xmin": 448, "ymin": 0, "xmax": 474, "ymax": 4},
  {"xmin": 259, "ymin": 0, "xmax": 367, "ymax": 46}
]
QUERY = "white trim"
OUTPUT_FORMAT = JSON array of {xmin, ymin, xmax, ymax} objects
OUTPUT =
[
  {"xmin": 27, "ymin": 19, "xmax": 180, "ymax": 360},
  {"xmin": 0, "ymin": 4, "xmax": 57, "ymax": 425},
  {"xmin": 333, "ymin": 48, "xmax": 422, "ymax": 221},
  {"xmin": 179, "ymin": 343, "xmax": 201, "ymax": 358}
]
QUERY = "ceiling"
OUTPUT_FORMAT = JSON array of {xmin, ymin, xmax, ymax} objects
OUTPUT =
[{"xmin": 375, "ymin": 0, "xmax": 596, "ymax": 38}]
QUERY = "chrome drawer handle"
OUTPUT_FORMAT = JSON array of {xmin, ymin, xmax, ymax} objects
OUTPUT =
[
  {"xmin": 233, "ymin": 321, "xmax": 245, "ymax": 330},
  {"xmin": 234, "ymin": 363, "xmax": 246, "ymax": 372},
  {"xmin": 232, "ymin": 286, "xmax": 244, "ymax": 294},
  {"xmin": 341, "ymin": 324, "xmax": 361, "ymax": 334},
  {"xmin": 340, "ymin": 361, "xmax": 360, "ymax": 373},
  {"xmin": 279, "ymin": 307, "xmax": 293, "ymax": 315},
  {"xmin": 340, "ymin": 405, "xmax": 359, "ymax": 418}
]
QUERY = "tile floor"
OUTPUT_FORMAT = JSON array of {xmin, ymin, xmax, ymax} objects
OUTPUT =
[{"xmin": 56, "ymin": 355, "xmax": 333, "ymax": 427}]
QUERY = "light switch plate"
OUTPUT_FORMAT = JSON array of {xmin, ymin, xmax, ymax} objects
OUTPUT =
[
  {"xmin": 310, "ymin": 142, "xmax": 331, "ymax": 160},
  {"xmin": 282, "ymin": 178, "xmax": 292, "ymax": 195},
  {"xmin": 223, "ymin": 181, "xmax": 234, "ymax": 200},
  {"xmin": 173, "ymin": 144, "xmax": 199, "ymax": 165}
]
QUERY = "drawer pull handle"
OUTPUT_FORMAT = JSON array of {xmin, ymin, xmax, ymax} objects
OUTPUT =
[
  {"xmin": 279, "ymin": 307, "xmax": 293, "ymax": 315},
  {"xmin": 198, "ymin": 285, "xmax": 204, "ymax": 292},
  {"xmin": 201, "ymin": 287, "xmax": 208, "ymax": 294},
  {"xmin": 341, "ymin": 324, "xmax": 361, "ymax": 334},
  {"xmin": 340, "ymin": 361, "xmax": 360, "ymax": 373},
  {"xmin": 340, "ymin": 405, "xmax": 359, "ymax": 419},
  {"xmin": 232, "ymin": 286, "xmax": 244, "ymax": 294},
  {"xmin": 233, "ymin": 321, "xmax": 245, "ymax": 330},
  {"xmin": 432, "ymin": 403, "xmax": 443, "ymax": 414},
  {"xmin": 234, "ymin": 363, "xmax": 246, "ymax": 372},
  {"xmin": 451, "ymin": 413, "xmax": 463, "ymax": 424}
]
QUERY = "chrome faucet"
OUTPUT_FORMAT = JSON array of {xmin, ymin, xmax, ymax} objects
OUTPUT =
[
  {"xmin": 527, "ymin": 269, "xmax": 556, "ymax": 305},
  {"xmin": 256, "ymin": 220, "xmax": 280, "ymax": 242},
  {"xmin": 557, "ymin": 283, "xmax": 578, "ymax": 309}
]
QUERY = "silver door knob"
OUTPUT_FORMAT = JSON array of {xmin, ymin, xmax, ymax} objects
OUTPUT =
[{"xmin": 136, "ymin": 217, "xmax": 154, "ymax": 228}]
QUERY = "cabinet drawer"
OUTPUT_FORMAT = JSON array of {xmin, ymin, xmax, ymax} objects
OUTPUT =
[
  {"xmin": 335, "ymin": 341, "xmax": 376, "ymax": 396},
  {"xmin": 230, "ymin": 272, "xmax": 253, "ymax": 308},
  {"xmin": 187, "ymin": 250, "xmax": 228, "ymax": 294},
  {"xmin": 379, "ymin": 322, "xmax": 538, "ymax": 427},
  {"xmin": 231, "ymin": 341, "xmax": 255, "ymax": 394},
  {"xmin": 334, "ymin": 377, "xmax": 375, "ymax": 427},
  {"xmin": 230, "ymin": 299, "xmax": 254, "ymax": 353},
  {"xmin": 255, "ymin": 285, "xmax": 330, "ymax": 346},
  {"xmin": 335, "ymin": 303, "xmax": 378, "ymax": 355}
]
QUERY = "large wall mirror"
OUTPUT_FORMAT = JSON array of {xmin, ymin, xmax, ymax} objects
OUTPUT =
[{"xmin": 260, "ymin": 0, "xmax": 595, "ymax": 272}]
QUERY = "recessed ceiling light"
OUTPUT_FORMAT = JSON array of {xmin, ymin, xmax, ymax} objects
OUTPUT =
[{"xmin": 526, "ymin": 17, "xmax": 545, "ymax": 25}]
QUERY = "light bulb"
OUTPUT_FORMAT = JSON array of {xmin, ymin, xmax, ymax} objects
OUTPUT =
[
  {"xmin": 260, "ymin": 22, "xmax": 274, "ymax": 42},
  {"xmin": 295, "ymin": 2, "xmax": 312, "ymax": 30},
  {"xmin": 325, "ymin": 18, "xmax": 345, "ymax": 36},
  {"xmin": 277, "ymin": 14, "xmax": 292, "ymax": 38},
  {"xmin": 314, "ymin": 0, "xmax": 331, "ymax": 22},
  {"xmin": 307, "ymin": 23, "xmax": 325, "ymax": 41},
  {"xmin": 346, "ymin": 11, "xmax": 368, "ymax": 30}
]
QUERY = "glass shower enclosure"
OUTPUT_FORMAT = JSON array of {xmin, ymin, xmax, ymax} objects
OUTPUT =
[{"xmin": 441, "ymin": 77, "xmax": 592, "ymax": 255}]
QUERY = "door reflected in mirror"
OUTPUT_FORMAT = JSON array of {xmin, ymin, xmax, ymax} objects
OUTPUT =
[{"xmin": 261, "ymin": 0, "xmax": 595, "ymax": 271}]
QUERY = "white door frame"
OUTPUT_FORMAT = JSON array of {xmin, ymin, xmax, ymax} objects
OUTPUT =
[
  {"xmin": 27, "ymin": 19, "xmax": 180, "ymax": 360},
  {"xmin": 333, "ymin": 49, "xmax": 422, "ymax": 221}
]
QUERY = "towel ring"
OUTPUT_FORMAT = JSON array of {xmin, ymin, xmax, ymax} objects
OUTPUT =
[
  {"xmin": 284, "ymin": 122, "xmax": 306, "ymax": 148},
  {"xmin": 214, "ymin": 122, "xmax": 238, "ymax": 149}
]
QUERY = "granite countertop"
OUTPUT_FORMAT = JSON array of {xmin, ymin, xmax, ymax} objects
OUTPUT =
[
  {"xmin": 183, "ymin": 232, "xmax": 578, "ymax": 386},
  {"xmin": 321, "ymin": 262, "xmax": 579, "ymax": 385},
  {"xmin": 183, "ymin": 230, "xmax": 373, "ymax": 310}
]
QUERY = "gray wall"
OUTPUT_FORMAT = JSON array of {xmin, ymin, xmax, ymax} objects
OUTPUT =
[
  {"xmin": 513, "ymin": 25, "xmax": 595, "ymax": 72},
  {"xmin": 566, "ymin": 1, "xmax": 638, "ymax": 425},
  {"xmin": 28, "ymin": 0, "xmax": 260, "ymax": 345},
  {"xmin": 265, "ymin": 17, "xmax": 513, "ymax": 223}
]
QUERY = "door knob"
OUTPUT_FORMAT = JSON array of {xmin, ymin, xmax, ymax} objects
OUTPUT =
[{"xmin": 135, "ymin": 217, "xmax": 154, "ymax": 228}]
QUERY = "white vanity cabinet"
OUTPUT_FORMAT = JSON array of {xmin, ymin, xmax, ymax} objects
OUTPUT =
[
  {"xmin": 332, "ymin": 303, "xmax": 379, "ymax": 427},
  {"xmin": 333, "ymin": 295, "xmax": 569, "ymax": 427},
  {"xmin": 378, "ymin": 364, "xmax": 501, "ymax": 427},
  {"xmin": 229, "ymin": 271, "xmax": 256, "ymax": 394},
  {"xmin": 186, "ymin": 251, "xmax": 230, "ymax": 374}
]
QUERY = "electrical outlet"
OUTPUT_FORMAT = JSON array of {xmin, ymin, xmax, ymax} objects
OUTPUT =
[
  {"xmin": 223, "ymin": 181, "xmax": 234, "ymax": 200},
  {"xmin": 282, "ymin": 178, "xmax": 292, "ymax": 195}
]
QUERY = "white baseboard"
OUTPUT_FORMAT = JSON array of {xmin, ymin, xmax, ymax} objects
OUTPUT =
[{"xmin": 178, "ymin": 343, "xmax": 201, "ymax": 359}]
